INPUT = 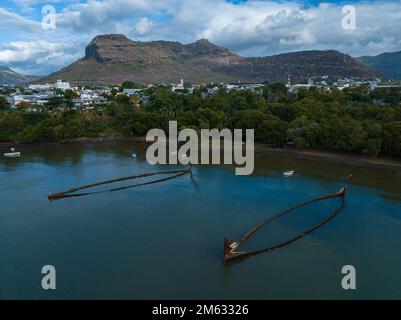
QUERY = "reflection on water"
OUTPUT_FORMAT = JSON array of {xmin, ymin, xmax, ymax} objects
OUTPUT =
[{"xmin": 0, "ymin": 142, "xmax": 401, "ymax": 299}]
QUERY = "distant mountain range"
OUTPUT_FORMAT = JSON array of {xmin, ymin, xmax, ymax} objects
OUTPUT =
[
  {"xmin": 40, "ymin": 34, "xmax": 382, "ymax": 85},
  {"xmin": 0, "ymin": 66, "xmax": 39, "ymax": 85},
  {"xmin": 3, "ymin": 34, "xmax": 398, "ymax": 85},
  {"xmin": 358, "ymin": 51, "xmax": 401, "ymax": 80}
]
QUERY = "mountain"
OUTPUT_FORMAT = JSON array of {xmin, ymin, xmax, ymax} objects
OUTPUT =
[
  {"xmin": 359, "ymin": 51, "xmax": 401, "ymax": 80},
  {"xmin": 0, "ymin": 66, "xmax": 39, "ymax": 85},
  {"xmin": 42, "ymin": 34, "xmax": 381, "ymax": 85}
]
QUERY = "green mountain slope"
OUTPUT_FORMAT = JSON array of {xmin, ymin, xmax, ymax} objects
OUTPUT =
[{"xmin": 359, "ymin": 51, "xmax": 401, "ymax": 80}]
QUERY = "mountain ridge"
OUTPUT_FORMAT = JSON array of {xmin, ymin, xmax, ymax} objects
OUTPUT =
[
  {"xmin": 0, "ymin": 66, "xmax": 39, "ymax": 85},
  {"xmin": 359, "ymin": 51, "xmax": 401, "ymax": 80},
  {"xmin": 41, "ymin": 34, "xmax": 382, "ymax": 85}
]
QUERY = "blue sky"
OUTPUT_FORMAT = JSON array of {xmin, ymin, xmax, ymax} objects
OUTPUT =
[{"xmin": 1, "ymin": 0, "xmax": 401, "ymax": 75}]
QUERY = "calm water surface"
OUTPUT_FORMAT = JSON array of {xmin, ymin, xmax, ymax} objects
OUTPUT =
[{"xmin": 1, "ymin": 142, "xmax": 401, "ymax": 299}]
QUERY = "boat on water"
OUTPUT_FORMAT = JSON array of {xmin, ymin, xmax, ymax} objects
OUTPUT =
[
  {"xmin": 131, "ymin": 152, "xmax": 137, "ymax": 158},
  {"xmin": 3, "ymin": 148, "xmax": 21, "ymax": 157},
  {"xmin": 283, "ymin": 170, "xmax": 295, "ymax": 177}
]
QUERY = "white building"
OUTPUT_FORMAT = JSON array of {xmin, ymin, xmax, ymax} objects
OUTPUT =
[
  {"xmin": 13, "ymin": 95, "xmax": 33, "ymax": 106},
  {"xmin": 28, "ymin": 83, "xmax": 54, "ymax": 91},
  {"xmin": 12, "ymin": 94, "xmax": 53, "ymax": 106},
  {"xmin": 79, "ymin": 90, "xmax": 107, "ymax": 105},
  {"xmin": 123, "ymin": 88, "xmax": 142, "ymax": 95},
  {"xmin": 226, "ymin": 84, "xmax": 237, "ymax": 91},
  {"xmin": 55, "ymin": 80, "xmax": 71, "ymax": 91},
  {"xmin": 35, "ymin": 94, "xmax": 53, "ymax": 105},
  {"xmin": 171, "ymin": 79, "xmax": 185, "ymax": 92}
]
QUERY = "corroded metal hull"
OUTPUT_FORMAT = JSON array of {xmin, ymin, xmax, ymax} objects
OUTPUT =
[{"xmin": 224, "ymin": 187, "xmax": 347, "ymax": 264}]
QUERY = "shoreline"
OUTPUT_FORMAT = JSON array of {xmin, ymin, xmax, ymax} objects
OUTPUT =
[
  {"xmin": 0, "ymin": 136, "xmax": 130, "ymax": 147},
  {"xmin": 1, "ymin": 136, "xmax": 401, "ymax": 171},
  {"xmin": 254, "ymin": 145, "xmax": 401, "ymax": 171}
]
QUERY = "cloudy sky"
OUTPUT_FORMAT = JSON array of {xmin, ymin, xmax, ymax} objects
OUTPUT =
[{"xmin": 1, "ymin": 0, "xmax": 401, "ymax": 75}]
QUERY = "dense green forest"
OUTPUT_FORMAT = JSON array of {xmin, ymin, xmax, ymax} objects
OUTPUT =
[{"xmin": 1, "ymin": 83, "xmax": 401, "ymax": 156}]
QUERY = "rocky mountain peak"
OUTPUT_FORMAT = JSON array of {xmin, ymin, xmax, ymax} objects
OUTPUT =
[
  {"xmin": 186, "ymin": 39, "xmax": 235, "ymax": 57},
  {"xmin": 85, "ymin": 34, "xmax": 134, "ymax": 62},
  {"xmin": 93, "ymin": 34, "xmax": 130, "ymax": 42}
]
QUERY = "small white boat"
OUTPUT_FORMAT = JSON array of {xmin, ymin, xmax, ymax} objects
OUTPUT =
[
  {"xmin": 131, "ymin": 152, "xmax": 137, "ymax": 158},
  {"xmin": 4, "ymin": 152, "xmax": 21, "ymax": 157},
  {"xmin": 283, "ymin": 170, "xmax": 295, "ymax": 177},
  {"xmin": 4, "ymin": 148, "xmax": 21, "ymax": 157}
]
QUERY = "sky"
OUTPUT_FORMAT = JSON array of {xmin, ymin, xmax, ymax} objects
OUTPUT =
[{"xmin": 1, "ymin": 0, "xmax": 401, "ymax": 75}]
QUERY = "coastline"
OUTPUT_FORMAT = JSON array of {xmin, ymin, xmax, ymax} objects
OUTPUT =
[
  {"xmin": 1, "ymin": 136, "xmax": 401, "ymax": 171},
  {"xmin": 254, "ymin": 145, "xmax": 401, "ymax": 171},
  {"xmin": 0, "ymin": 136, "xmax": 129, "ymax": 147}
]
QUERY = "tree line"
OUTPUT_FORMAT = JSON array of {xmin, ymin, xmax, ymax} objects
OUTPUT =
[{"xmin": 1, "ymin": 83, "xmax": 401, "ymax": 156}]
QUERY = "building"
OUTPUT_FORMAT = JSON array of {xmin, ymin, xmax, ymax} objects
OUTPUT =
[
  {"xmin": 72, "ymin": 98, "xmax": 82, "ymax": 108},
  {"xmin": 28, "ymin": 84, "xmax": 54, "ymax": 91},
  {"xmin": 12, "ymin": 93, "xmax": 54, "ymax": 107},
  {"xmin": 290, "ymin": 84, "xmax": 314, "ymax": 92},
  {"xmin": 35, "ymin": 94, "xmax": 53, "ymax": 105},
  {"xmin": 123, "ymin": 88, "xmax": 142, "ymax": 95},
  {"xmin": 13, "ymin": 95, "xmax": 35, "ymax": 106},
  {"xmin": 171, "ymin": 79, "xmax": 185, "ymax": 92},
  {"xmin": 55, "ymin": 80, "xmax": 71, "ymax": 91},
  {"xmin": 80, "ymin": 90, "xmax": 108, "ymax": 106},
  {"xmin": 16, "ymin": 101, "xmax": 32, "ymax": 109}
]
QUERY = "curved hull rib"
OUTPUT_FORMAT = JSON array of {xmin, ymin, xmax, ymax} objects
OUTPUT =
[{"xmin": 224, "ymin": 187, "xmax": 347, "ymax": 263}]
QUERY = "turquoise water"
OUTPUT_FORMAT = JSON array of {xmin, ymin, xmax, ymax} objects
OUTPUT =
[{"xmin": 1, "ymin": 142, "xmax": 400, "ymax": 299}]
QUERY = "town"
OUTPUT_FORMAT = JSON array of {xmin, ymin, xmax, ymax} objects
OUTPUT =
[
  {"xmin": 1, "ymin": 75, "xmax": 401, "ymax": 157},
  {"xmin": 1, "ymin": 76, "xmax": 400, "ymax": 112}
]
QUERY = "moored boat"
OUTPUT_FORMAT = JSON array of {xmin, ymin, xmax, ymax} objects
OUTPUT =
[
  {"xmin": 283, "ymin": 170, "xmax": 294, "ymax": 177},
  {"xmin": 3, "ymin": 148, "xmax": 21, "ymax": 157}
]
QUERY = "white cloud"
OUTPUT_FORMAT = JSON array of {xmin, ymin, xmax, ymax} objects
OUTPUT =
[
  {"xmin": 132, "ymin": 17, "xmax": 153, "ymax": 36},
  {"xmin": 0, "ymin": 7, "xmax": 41, "ymax": 33},
  {"xmin": 57, "ymin": 0, "xmax": 168, "ymax": 33},
  {"xmin": 0, "ymin": 40, "xmax": 83, "ymax": 75},
  {"xmin": 11, "ymin": 0, "xmax": 74, "ymax": 15},
  {"xmin": 158, "ymin": 0, "xmax": 401, "ymax": 57},
  {"xmin": 2, "ymin": 0, "xmax": 401, "ymax": 75}
]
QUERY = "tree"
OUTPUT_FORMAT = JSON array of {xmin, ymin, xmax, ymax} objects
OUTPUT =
[
  {"xmin": 382, "ymin": 121, "xmax": 401, "ymax": 155},
  {"xmin": 63, "ymin": 89, "xmax": 78, "ymax": 101},
  {"xmin": 234, "ymin": 110, "xmax": 288, "ymax": 146},
  {"xmin": 268, "ymin": 103, "xmax": 297, "ymax": 122},
  {"xmin": 0, "ymin": 96, "xmax": 10, "ymax": 110},
  {"xmin": 362, "ymin": 138, "xmax": 382, "ymax": 156},
  {"xmin": 262, "ymin": 83, "xmax": 288, "ymax": 102},
  {"xmin": 47, "ymin": 96, "xmax": 64, "ymax": 108},
  {"xmin": 0, "ymin": 87, "xmax": 16, "ymax": 95},
  {"xmin": 121, "ymin": 81, "xmax": 142, "ymax": 90},
  {"xmin": 101, "ymin": 92, "xmax": 113, "ymax": 101},
  {"xmin": 114, "ymin": 94, "xmax": 130, "ymax": 105}
]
